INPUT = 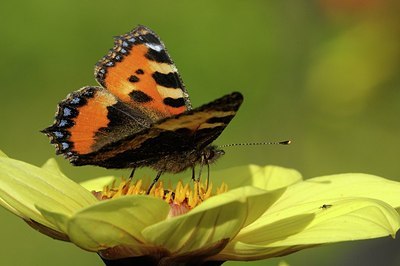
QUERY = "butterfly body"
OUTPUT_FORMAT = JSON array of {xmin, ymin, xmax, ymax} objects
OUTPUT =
[{"xmin": 43, "ymin": 25, "xmax": 243, "ymax": 175}]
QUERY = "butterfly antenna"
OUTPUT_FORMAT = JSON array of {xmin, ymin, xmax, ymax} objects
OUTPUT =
[{"xmin": 219, "ymin": 140, "xmax": 291, "ymax": 148}]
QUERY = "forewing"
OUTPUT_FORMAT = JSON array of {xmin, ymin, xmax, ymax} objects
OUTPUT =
[
  {"xmin": 155, "ymin": 91, "xmax": 244, "ymax": 149},
  {"xmin": 94, "ymin": 25, "xmax": 191, "ymax": 121},
  {"xmin": 71, "ymin": 92, "xmax": 243, "ymax": 168}
]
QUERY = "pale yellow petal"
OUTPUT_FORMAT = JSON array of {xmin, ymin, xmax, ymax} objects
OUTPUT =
[
  {"xmin": 213, "ymin": 165, "xmax": 302, "ymax": 190},
  {"xmin": 79, "ymin": 176, "xmax": 116, "ymax": 192},
  {"xmin": 0, "ymin": 157, "xmax": 97, "ymax": 230},
  {"xmin": 142, "ymin": 186, "xmax": 284, "ymax": 254},
  {"xmin": 270, "ymin": 173, "xmax": 400, "ymax": 212},
  {"xmin": 67, "ymin": 195, "xmax": 170, "ymax": 252},
  {"xmin": 217, "ymin": 198, "xmax": 400, "ymax": 261},
  {"xmin": 41, "ymin": 158, "xmax": 67, "ymax": 178}
]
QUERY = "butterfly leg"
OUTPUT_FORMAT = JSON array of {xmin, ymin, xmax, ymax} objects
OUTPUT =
[
  {"xmin": 129, "ymin": 168, "xmax": 136, "ymax": 179},
  {"xmin": 147, "ymin": 171, "xmax": 163, "ymax": 194},
  {"xmin": 197, "ymin": 156, "xmax": 205, "ymax": 183},
  {"xmin": 206, "ymin": 163, "xmax": 210, "ymax": 190},
  {"xmin": 191, "ymin": 167, "xmax": 196, "ymax": 181},
  {"xmin": 195, "ymin": 156, "xmax": 207, "ymax": 198}
]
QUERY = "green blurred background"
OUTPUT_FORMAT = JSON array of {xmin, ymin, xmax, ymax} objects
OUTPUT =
[{"xmin": 1, "ymin": 0, "xmax": 399, "ymax": 265}]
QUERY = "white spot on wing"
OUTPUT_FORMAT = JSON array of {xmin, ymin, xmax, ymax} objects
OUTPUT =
[
  {"xmin": 157, "ymin": 86, "xmax": 185, "ymax": 99},
  {"xmin": 145, "ymin": 43, "xmax": 163, "ymax": 52}
]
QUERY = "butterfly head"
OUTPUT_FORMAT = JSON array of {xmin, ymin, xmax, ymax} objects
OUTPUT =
[{"xmin": 202, "ymin": 145, "xmax": 225, "ymax": 165}]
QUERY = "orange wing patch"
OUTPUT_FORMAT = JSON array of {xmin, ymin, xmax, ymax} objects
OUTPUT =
[
  {"xmin": 69, "ymin": 90, "xmax": 117, "ymax": 154},
  {"xmin": 42, "ymin": 87, "xmax": 118, "ymax": 156},
  {"xmin": 94, "ymin": 26, "xmax": 191, "ymax": 121},
  {"xmin": 105, "ymin": 44, "xmax": 155, "ymax": 103},
  {"xmin": 104, "ymin": 44, "xmax": 185, "ymax": 116}
]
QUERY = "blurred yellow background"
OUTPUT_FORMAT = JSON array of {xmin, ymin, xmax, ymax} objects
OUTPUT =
[{"xmin": 1, "ymin": 0, "xmax": 399, "ymax": 265}]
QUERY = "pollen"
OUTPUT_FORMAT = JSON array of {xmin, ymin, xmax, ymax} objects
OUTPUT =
[{"xmin": 93, "ymin": 178, "xmax": 228, "ymax": 216}]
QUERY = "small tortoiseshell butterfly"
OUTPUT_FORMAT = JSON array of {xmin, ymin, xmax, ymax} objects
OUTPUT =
[{"xmin": 42, "ymin": 25, "xmax": 243, "ymax": 182}]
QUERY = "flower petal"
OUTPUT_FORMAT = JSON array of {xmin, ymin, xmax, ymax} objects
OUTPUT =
[
  {"xmin": 41, "ymin": 158, "xmax": 68, "ymax": 177},
  {"xmin": 250, "ymin": 165, "xmax": 302, "ymax": 190},
  {"xmin": 25, "ymin": 218, "xmax": 70, "ymax": 241},
  {"xmin": 66, "ymin": 195, "xmax": 170, "ymax": 252},
  {"xmin": 270, "ymin": 173, "xmax": 400, "ymax": 212},
  {"xmin": 142, "ymin": 186, "xmax": 285, "ymax": 255},
  {"xmin": 0, "ymin": 197, "xmax": 23, "ymax": 217},
  {"xmin": 36, "ymin": 205, "xmax": 71, "ymax": 233},
  {"xmin": 79, "ymin": 176, "xmax": 116, "ymax": 192},
  {"xmin": 213, "ymin": 165, "xmax": 302, "ymax": 190},
  {"xmin": 0, "ymin": 156, "xmax": 97, "ymax": 230},
  {"xmin": 218, "ymin": 198, "xmax": 400, "ymax": 260}
]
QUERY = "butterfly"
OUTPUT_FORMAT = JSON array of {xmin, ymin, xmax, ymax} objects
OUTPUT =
[{"xmin": 42, "ymin": 25, "xmax": 243, "ymax": 187}]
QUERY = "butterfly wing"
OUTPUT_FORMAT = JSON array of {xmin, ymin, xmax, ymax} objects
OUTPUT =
[
  {"xmin": 44, "ymin": 25, "xmax": 191, "ymax": 161},
  {"xmin": 94, "ymin": 25, "xmax": 191, "ymax": 121},
  {"xmin": 43, "ymin": 25, "xmax": 242, "ymax": 172},
  {"xmin": 42, "ymin": 86, "xmax": 153, "ymax": 160},
  {"xmin": 72, "ymin": 92, "xmax": 243, "ymax": 170},
  {"xmin": 154, "ymin": 91, "xmax": 244, "ymax": 150}
]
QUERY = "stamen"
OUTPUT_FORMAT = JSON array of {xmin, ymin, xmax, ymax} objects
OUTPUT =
[{"xmin": 91, "ymin": 178, "xmax": 229, "ymax": 216}]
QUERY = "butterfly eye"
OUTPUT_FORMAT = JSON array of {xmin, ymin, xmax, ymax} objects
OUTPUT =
[
  {"xmin": 203, "ymin": 147, "xmax": 225, "ymax": 163},
  {"xmin": 217, "ymin": 150, "xmax": 225, "ymax": 156}
]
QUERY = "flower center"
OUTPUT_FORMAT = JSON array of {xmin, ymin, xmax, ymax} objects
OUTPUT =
[{"xmin": 92, "ymin": 178, "xmax": 228, "ymax": 216}]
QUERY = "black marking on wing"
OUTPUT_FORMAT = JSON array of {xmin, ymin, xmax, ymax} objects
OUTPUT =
[
  {"xmin": 163, "ymin": 97, "xmax": 186, "ymax": 108},
  {"xmin": 138, "ymin": 33, "xmax": 162, "ymax": 45},
  {"xmin": 128, "ymin": 75, "xmax": 140, "ymax": 82},
  {"xmin": 129, "ymin": 90, "xmax": 153, "ymax": 103},
  {"xmin": 135, "ymin": 69, "xmax": 144, "ymax": 74},
  {"xmin": 152, "ymin": 72, "xmax": 181, "ymax": 88},
  {"xmin": 145, "ymin": 49, "xmax": 172, "ymax": 64}
]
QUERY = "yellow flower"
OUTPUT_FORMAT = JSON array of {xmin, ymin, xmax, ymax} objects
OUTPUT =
[{"xmin": 0, "ymin": 150, "xmax": 399, "ymax": 266}]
